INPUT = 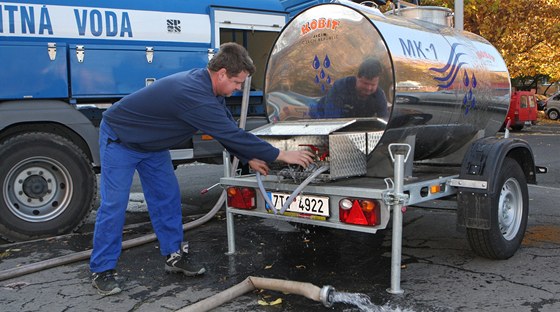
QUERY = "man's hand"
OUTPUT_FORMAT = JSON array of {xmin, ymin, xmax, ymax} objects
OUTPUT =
[
  {"xmin": 248, "ymin": 158, "xmax": 270, "ymax": 175},
  {"xmin": 276, "ymin": 150, "xmax": 315, "ymax": 168}
]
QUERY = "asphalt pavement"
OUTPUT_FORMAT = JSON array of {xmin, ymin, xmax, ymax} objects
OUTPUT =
[{"xmin": 0, "ymin": 123, "xmax": 559, "ymax": 312}]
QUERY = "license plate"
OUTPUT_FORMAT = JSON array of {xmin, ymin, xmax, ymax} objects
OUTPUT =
[{"xmin": 267, "ymin": 192, "xmax": 329, "ymax": 217}]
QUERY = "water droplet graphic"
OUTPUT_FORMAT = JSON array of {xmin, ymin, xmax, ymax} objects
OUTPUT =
[
  {"xmin": 313, "ymin": 55, "xmax": 320, "ymax": 69},
  {"xmin": 471, "ymin": 73, "xmax": 477, "ymax": 88},
  {"xmin": 321, "ymin": 83, "xmax": 326, "ymax": 93},
  {"xmin": 463, "ymin": 94, "xmax": 468, "ymax": 105},
  {"xmin": 320, "ymin": 69, "xmax": 326, "ymax": 79},
  {"xmin": 327, "ymin": 75, "xmax": 331, "ymax": 84},
  {"xmin": 467, "ymin": 89, "xmax": 473, "ymax": 100},
  {"xmin": 471, "ymin": 97, "xmax": 476, "ymax": 108},
  {"xmin": 323, "ymin": 55, "xmax": 331, "ymax": 68},
  {"xmin": 463, "ymin": 70, "xmax": 469, "ymax": 87},
  {"xmin": 314, "ymin": 75, "xmax": 320, "ymax": 84}
]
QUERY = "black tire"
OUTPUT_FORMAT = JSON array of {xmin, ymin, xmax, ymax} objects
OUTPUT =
[
  {"xmin": 547, "ymin": 109, "xmax": 559, "ymax": 120},
  {"xmin": 0, "ymin": 132, "xmax": 97, "ymax": 241},
  {"xmin": 466, "ymin": 158, "xmax": 528, "ymax": 259}
]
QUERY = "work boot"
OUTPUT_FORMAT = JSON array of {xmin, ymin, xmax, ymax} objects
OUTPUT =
[
  {"xmin": 165, "ymin": 242, "xmax": 206, "ymax": 276},
  {"xmin": 91, "ymin": 269, "xmax": 122, "ymax": 296}
]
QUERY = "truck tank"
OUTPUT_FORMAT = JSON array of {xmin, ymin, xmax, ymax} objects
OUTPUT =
[{"xmin": 258, "ymin": 2, "xmax": 511, "ymax": 178}]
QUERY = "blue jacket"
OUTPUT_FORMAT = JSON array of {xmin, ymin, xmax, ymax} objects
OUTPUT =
[{"xmin": 103, "ymin": 68, "xmax": 279, "ymax": 164}]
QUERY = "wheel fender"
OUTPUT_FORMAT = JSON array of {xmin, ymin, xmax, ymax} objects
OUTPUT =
[
  {"xmin": 0, "ymin": 100, "xmax": 100, "ymax": 166},
  {"xmin": 456, "ymin": 136, "xmax": 535, "ymax": 229}
]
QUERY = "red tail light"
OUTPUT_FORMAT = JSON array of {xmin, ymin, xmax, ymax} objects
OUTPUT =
[
  {"xmin": 339, "ymin": 198, "xmax": 380, "ymax": 226},
  {"xmin": 226, "ymin": 187, "xmax": 256, "ymax": 209}
]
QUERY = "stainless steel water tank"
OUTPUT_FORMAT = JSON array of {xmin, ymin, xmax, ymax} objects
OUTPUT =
[{"xmin": 263, "ymin": 2, "xmax": 510, "ymax": 176}]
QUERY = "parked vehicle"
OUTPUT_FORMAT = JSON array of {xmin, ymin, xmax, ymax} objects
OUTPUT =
[
  {"xmin": 503, "ymin": 91, "xmax": 538, "ymax": 131},
  {"xmin": 544, "ymin": 92, "xmax": 560, "ymax": 120},
  {"xmin": 535, "ymin": 94, "xmax": 547, "ymax": 111},
  {"xmin": 0, "ymin": 0, "xmax": 323, "ymax": 241}
]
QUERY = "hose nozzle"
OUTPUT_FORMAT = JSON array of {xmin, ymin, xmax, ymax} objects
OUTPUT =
[{"xmin": 319, "ymin": 285, "xmax": 335, "ymax": 308}]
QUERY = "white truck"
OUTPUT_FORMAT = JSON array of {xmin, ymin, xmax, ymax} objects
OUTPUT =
[
  {"xmin": 220, "ymin": 1, "xmax": 547, "ymax": 293},
  {"xmin": 0, "ymin": 0, "xmax": 323, "ymax": 241}
]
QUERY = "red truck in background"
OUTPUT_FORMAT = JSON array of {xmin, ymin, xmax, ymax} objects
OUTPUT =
[{"xmin": 503, "ymin": 91, "xmax": 538, "ymax": 131}]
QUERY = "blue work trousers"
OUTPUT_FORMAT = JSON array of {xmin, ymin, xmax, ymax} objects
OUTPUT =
[{"xmin": 90, "ymin": 121, "xmax": 183, "ymax": 273}]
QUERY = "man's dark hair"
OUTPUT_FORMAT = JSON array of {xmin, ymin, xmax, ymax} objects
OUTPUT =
[
  {"xmin": 357, "ymin": 57, "xmax": 382, "ymax": 79},
  {"xmin": 207, "ymin": 42, "xmax": 256, "ymax": 77}
]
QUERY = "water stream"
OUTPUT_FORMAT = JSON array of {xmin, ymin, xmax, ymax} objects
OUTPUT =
[{"xmin": 330, "ymin": 291, "xmax": 412, "ymax": 312}]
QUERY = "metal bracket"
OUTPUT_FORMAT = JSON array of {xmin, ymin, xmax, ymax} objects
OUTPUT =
[
  {"xmin": 449, "ymin": 178, "xmax": 488, "ymax": 190},
  {"xmin": 207, "ymin": 48, "xmax": 215, "ymax": 61},
  {"xmin": 382, "ymin": 190, "xmax": 409, "ymax": 206},
  {"xmin": 76, "ymin": 45, "xmax": 85, "ymax": 63},
  {"xmin": 146, "ymin": 47, "xmax": 154, "ymax": 63},
  {"xmin": 47, "ymin": 43, "xmax": 56, "ymax": 61}
]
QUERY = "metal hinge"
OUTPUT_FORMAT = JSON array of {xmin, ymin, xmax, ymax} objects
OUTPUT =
[
  {"xmin": 207, "ymin": 48, "xmax": 215, "ymax": 61},
  {"xmin": 146, "ymin": 47, "xmax": 154, "ymax": 63},
  {"xmin": 76, "ymin": 45, "xmax": 85, "ymax": 63},
  {"xmin": 47, "ymin": 43, "xmax": 56, "ymax": 61}
]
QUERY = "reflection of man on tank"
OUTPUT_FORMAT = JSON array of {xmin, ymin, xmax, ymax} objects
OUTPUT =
[{"xmin": 309, "ymin": 57, "xmax": 389, "ymax": 119}]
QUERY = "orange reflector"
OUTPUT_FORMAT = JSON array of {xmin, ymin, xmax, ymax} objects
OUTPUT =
[
  {"xmin": 430, "ymin": 185, "xmax": 441, "ymax": 194},
  {"xmin": 227, "ymin": 187, "xmax": 237, "ymax": 196},
  {"xmin": 360, "ymin": 200, "xmax": 375, "ymax": 213},
  {"xmin": 201, "ymin": 134, "xmax": 214, "ymax": 140}
]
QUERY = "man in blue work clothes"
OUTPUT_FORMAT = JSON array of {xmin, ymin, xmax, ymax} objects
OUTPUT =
[
  {"xmin": 309, "ymin": 57, "xmax": 389, "ymax": 119},
  {"xmin": 90, "ymin": 42, "xmax": 314, "ymax": 295}
]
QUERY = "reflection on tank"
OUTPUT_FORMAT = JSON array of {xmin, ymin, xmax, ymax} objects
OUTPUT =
[
  {"xmin": 262, "ymin": 3, "xmax": 510, "ymax": 177},
  {"xmin": 308, "ymin": 57, "xmax": 389, "ymax": 119}
]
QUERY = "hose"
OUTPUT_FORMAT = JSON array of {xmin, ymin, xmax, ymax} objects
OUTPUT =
[
  {"xmin": 176, "ymin": 276, "xmax": 335, "ymax": 312},
  {"xmin": 0, "ymin": 190, "xmax": 228, "ymax": 282}
]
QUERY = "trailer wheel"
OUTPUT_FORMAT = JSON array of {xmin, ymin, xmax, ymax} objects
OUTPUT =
[
  {"xmin": 0, "ymin": 132, "xmax": 96, "ymax": 241},
  {"xmin": 466, "ymin": 158, "xmax": 528, "ymax": 259}
]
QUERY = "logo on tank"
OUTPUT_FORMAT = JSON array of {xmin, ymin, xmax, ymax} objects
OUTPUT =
[{"xmin": 429, "ymin": 43, "xmax": 477, "ymax": 115}]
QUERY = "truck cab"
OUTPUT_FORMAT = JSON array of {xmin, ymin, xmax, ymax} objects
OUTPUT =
[{"xmin": 0, "ymin": 0, "xmax": 323, "ymax": 241}]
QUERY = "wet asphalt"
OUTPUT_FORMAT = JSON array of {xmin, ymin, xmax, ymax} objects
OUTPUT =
[{"xmin": 0, "ymin": 123, "xmax": 559, "ymax": 312}]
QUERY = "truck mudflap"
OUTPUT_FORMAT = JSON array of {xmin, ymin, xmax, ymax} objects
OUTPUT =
[
  {"xmin": 456, "ymin": 136, "xmax": 536, "ymax": 230},
  {"xmin": 455, "ymin": 136, "xmax": 535, "ymax": 259}
]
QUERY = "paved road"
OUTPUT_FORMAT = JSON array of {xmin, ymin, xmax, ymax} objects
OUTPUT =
[{"xmin": 0, "ymin": 123, "xmax": 559, "ymax": 312}]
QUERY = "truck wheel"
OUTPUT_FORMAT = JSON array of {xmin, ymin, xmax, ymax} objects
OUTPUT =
[
  {"xmin": 0, "ymin": 132, "xmax": 96, "ymax": 241},
  {"xmin": 547, "ymin": 109, "xmax": 559, "ymax": 120},
  {"xmin": 466, "ymin": 158, "xmax": 528, "ymax": 259},
  {"xmin": 510, "ymin": 125, "xmax": 523, "ymax": 131}
]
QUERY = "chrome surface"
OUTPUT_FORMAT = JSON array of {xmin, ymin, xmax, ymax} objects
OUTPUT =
[{"xmin": 263, "ymin": 3, "xmax": 510, "ymax": 176}]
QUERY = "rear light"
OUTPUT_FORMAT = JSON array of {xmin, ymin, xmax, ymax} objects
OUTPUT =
[
  {"xmin": 339, "ymin": 198, "xmax": 380, "ymax": 226},
  {"xmin": 226, "ymin": 187, "xmax": 256, "ymax": 209}
]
